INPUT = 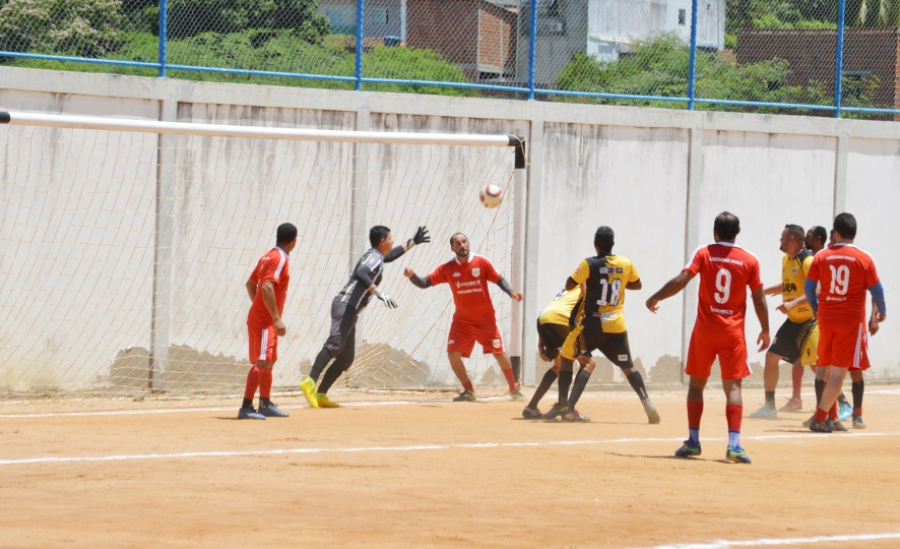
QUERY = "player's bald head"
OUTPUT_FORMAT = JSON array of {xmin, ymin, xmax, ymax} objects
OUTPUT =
[{"xmin": 449, "ymin": 233, "xmax": 467, "ymax": 246}]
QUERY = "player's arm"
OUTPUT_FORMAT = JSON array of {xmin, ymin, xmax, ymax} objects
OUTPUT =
[
  {"xmin": 626, "ymin": 278, "xmax": 642, "ymax": 290},
  {"xmin": 751, "ymin": 286, "xmax": 770, "ymax": 351},
  {"xmin": 404, "ymin": 267, "xmax": 433, "ymax": 289},
  {"xmin": 246, "ymin": 278, "xmax": 257, "ymax": 302},
  {"xmin": 645, "ymin": 271, "xmax": 693, "ymax": 312},
  {"xmin": 355, "ymin": 262, "xmax": 398, "ymax": 308},
  {"xmin": 384, "ymin": 226, "xmax": 431, "ymax": 263},
  {"xmin": 804, "ymin": 278, "xmax": 819, "ymax": 314},
  {"xmin": 868, "ymin": 281, "xmax": 887, "ymax": 321},
  {"xmin": 778, "ymin": 294, "xmax": 807, "ymax": 314},
  {"xmin": 763, "ymin": 283, "xmax": 782, "ymax": 296},
  {"xmin": 496, "ymin": 277, "xmax": 523, "ymax": 302},
  {"xmin": 260, "ymin": 280, "xmax": 286, "ymax": 335}
]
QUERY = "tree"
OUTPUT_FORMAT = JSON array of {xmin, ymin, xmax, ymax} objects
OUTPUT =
[
  {"xmin": 166, "ymin": 0, "xmax": 330, "ymax": 44},
  {"xmin": 0, "ymin": 0, "xmax": 125, "ymax": 57},
  {"xmin": 846, "ymin": 0, "xmax": 900, "ymax": 26}
]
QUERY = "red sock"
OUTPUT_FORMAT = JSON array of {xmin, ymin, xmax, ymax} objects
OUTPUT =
[
  {"xmin": 463, "ymin": 380, "xmax": 475, "ymax": 393},
  {"xmin": 687, "ymin": 400, "xmax": 704, "ymax": 429},
  {"xmin": 259, "ymin": 367, "xmax": 273, "ymax": 399},
  {"xmin": 853, "ymin": 407, "xmax": 862, "ymax": 416},
  {"xmin": 791, "ymin": 367, "xmax": 804, "ymax": 399},
  {"xmin": 815, "ymin": 407, "xmax": 829, "ymax": 423},
  {"xmin": 502, "ymin": 368, "xmax": 518, "ymax": 391},
  {"xmin": 243, "ymin": 365, "xmax": 260, "ymax": 400},
  {"xmin": 725, "ymin": 405, "xmax": 742, "ymax": 432},
  {"xmin": 829, "ymin": 401, "xmax": 839, "ymax": 420}
]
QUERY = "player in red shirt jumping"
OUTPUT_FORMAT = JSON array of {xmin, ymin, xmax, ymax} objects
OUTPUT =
[
  {"xmin": 405, "ymin": 233, "xmax": 525, "ymax": 401},
  {"xmin": 239, "ymin": 223, "xmax": 298, "ymax": 420},
  {"xmin": 646, "ymin": 212, "xmax": 770, "ymax": 463},
  {"xmin": 805, "ymin": 213, "xmax": 886, "ymax": 433}
]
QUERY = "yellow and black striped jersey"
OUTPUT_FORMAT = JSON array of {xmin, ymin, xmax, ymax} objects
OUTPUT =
[
  {"xmin": 539, "ymin": 287, "xmax": 582, "ymax": 327},
  {"xmin": 570, "ymin": 255, "xmax": 639, "ymax": 334}
]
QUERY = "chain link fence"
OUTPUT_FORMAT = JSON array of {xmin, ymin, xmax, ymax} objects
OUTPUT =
[{"xmin": 0, "ymin": 0, "xmax": 898, "ymax": 117}]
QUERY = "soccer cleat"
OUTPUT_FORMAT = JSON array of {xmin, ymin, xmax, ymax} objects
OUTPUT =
[
  {"xmin": 838, "ymin": 402, "xmax": 853, "ymax": 421},
  {"xmin": 852, "ymin": 414, "xmax": 867, "ymax": 429},
  {"xmin": 509, "ymin": 389, "xmax": 526, "ymax": 401},
  {"xmin": 316, "ymin": 393, "xmax": 340, "ymax": 408},
  {"xmin": 802, "ymin": 413, "xmax": 816, "ymax": 428},
  {"xmin": 779, "ymin": 397, "xmax": 803, "ymax": 412},
  {"xmin": 300, "ymin": 376, "xmax": 319, "ymax": 409},
  {"xmin": 674, "ymin": 441, "xmax": 701, "ymax": 458},
  {"xmin": 453, "ymin": 390, "xmax": 476, "ymax": 402},
  {"xmin": 561, "ymin": 409, "xmax": 591, "ymax": 422},
  {"xmin": 831, "ymin": 419, "xmax": 848, "ymax": 432},
  {"xmin": 521, "ymin": 406, "xmax": 542, "ymax": 419},
  {"xmin": 258, "ymin": 403, "xmax": 289, "ymax": 418},
  {"xmin": 237, "ymin": 407, "xmax": 266, "ymax": 420},
  {"xmin": 749, "ymin": 403, "xmax": 777, "ymax": 420},
  {"xmin": 725, "ymin": 446, "xmax": 752, "ymax": 464},
  {"xmin": 808, "ymin": 418, "xmax": 833, "ymax": 433},
  {"xmin": 643, "ymin": 401, "xmax": 661, "ymax": 424},
  {"xmin": 541, "ymin": 402, "xmax": 569, "ymax": 419}
]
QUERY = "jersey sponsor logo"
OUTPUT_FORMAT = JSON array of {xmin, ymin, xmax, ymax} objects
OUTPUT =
[
  {"xmin": 492, "ymin": 339, "xmax": 501, "ymax": 348},
  {"xmin": 783, "ymin": 282, "xmax": 798, "ymax": 293},
  {"xmin": 472, "ymin": 268, "xmax": 481, "ymax": 277},
  {"xmin": 710, "ymin": 306, "xmax": 735, "ymax": 315},
  {"xmin": 710, "ymin": 256, "xmax": 744, "ymax": 266},
  {"xmin": 618, "ymin": 354, "xmax": 628, "ymax": 361},
  {"xmin": 452, "ymin": 272, "xmax": 461, "ymax": 277},
  {"xmin": 456, "ymin": 281, "xmax": 481, "ymax": 288},
  {"xmin": 615, "ymin": 267, "xmax": 624, "ymax": 273}
]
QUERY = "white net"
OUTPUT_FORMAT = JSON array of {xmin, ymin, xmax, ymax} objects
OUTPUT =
[{"xmin": 0, "ymin": 119, "xmax": 518, "ymax": 398}]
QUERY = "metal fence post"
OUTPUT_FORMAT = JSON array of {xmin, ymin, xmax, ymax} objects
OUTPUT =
[
  {"xmin": 158, "ymin": 0, "xmax": 167, "ymax": 77},
  {"xmin": 835, "ymin": 0, "xmax": 847, "ymax": 118},
  {"xmin": 687, "ymin": 0, "xmax": 698, "ymax": 110},
  {"xmin": 355, "ymin": 0, "xmax": 365, "ymax": 90},
  {"xmin": 527, "ymin": 0, "xmax": 537, "ymax": 100}
]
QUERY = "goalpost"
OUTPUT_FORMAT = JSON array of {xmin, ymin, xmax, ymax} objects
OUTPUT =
[
  {"xmin": 0, "ymin": 110, "xmax": 526, "ymax": 398},
  {"xmin": 0, "ymin": 110, "xmax": 529, "ymax": 397}
]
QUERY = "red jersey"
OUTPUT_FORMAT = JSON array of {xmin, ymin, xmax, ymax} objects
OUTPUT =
[
  {"xmin": 807, "ymin": 244, "xmax": 879, "ymax": 325},
  {"xmin": 428, "ymin": 254, "xmax": 502, "ymax": 322},
  {"xmin": 683, "ymin": 243, "xmax": 763, "ymax": 333},
  {"xmin": 247, "ymin": 247, "xmax": 291, "ymax": 327}
]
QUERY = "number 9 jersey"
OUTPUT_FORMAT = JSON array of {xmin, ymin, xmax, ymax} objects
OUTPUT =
[
  {"xmin": 570, "ymin": 255, "xmax": 640, "ymax": 334},
  {"xmin": 683, "ymin": 243, "xmax": 763, "ymax": 334}
]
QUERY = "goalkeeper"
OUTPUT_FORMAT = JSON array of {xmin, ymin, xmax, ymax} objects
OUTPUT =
[{"xmin": 300, "ymin": 225, "xmax": 430, "ymax": 408}]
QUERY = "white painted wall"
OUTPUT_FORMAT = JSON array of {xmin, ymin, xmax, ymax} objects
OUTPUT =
[{"xmin": 2, "ymin": 67, "xmax": 900, "ymax": 394}]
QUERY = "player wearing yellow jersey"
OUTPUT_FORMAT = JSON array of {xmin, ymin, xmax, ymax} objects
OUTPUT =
[
  {"xmin": 547, "ymin": 227, "xmax": 660, "ymax": 424},
  {"xmin": 751, "ymin": 225, "xmax": 819, "ymax": 419},
  {"xmin": 521, "ymin": 287, "xmax": 595, "ymax": 419}
]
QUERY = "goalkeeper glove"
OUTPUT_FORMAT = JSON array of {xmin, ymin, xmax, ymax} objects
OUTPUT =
[
  {"xmin": 411, "ymin": 226, "xmax": 431, "ymax": 246},
  {"xmin": 372, "ymin": 288, "xmax": 399, "ymax": 309}
]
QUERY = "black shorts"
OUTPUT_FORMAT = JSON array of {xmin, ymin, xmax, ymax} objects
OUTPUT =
[
  {"xmin": 537, "ymin": 319, "xmax": 569, "ymax": 360},
  {"xmin": 569, "ymin": 319, "xmax": 634, "ymax": 369},
  {"xmin": 769, "ymin": 318, "xmax": 816, "ymax": 364}
]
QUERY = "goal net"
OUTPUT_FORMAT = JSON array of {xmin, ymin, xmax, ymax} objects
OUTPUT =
[{"xmin": 0, "ymin": 111, "xmax": 524, "ymax": 399}]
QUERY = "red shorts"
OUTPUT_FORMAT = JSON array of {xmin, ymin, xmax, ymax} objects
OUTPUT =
[
  {"xmin": 447, "ymin": 318, "xmax": 504, "ymax": 358},
  {"xmin": 248, "ymin": 324, "xmax": 278, "ymax": 364},
  {"xmin": 817, "ymin": 320, "xmax": 869, "ymax": 371},
  {"xmin": 685, "ymin": 328, "xmax": 750, "ymax": 380}
]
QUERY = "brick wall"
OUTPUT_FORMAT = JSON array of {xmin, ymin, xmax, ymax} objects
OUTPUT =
[
  {"xmin": 478, "ymin": 2, "xmax": 517, "ymax": 75},
  {"xmin": 408, "ymin": 0, "xmax": 480, "ymax": 68},
  {"xmin": 736, "ymin": 28, "xmax": 899, "ymax": 110}
]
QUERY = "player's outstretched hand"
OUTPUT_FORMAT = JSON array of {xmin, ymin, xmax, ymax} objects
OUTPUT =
[
  {"xmin": 646, "ymin": 297, "xmax": 660, "ymax": 313},
  {"xmin": 510, "ymin": 292, "xmax": 523, "ymax": 302},
  {"xmin": 404, "ymin": 267, "xmax": 415, "ymax": 278},
  {"xmin": 757, "ymin": 330, "xmax": 770, "ymax": 352},
  {"xmin": 414, "ymin": 226, "xmax": 431, "ymax": 245},
  {"xmin": 378, "ymin": 294, "xmax": 399, "ymax": 309}
]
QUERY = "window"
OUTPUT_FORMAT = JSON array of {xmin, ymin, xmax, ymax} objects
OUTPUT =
[
  {"xmin": 372, "ymin": 8, "xmax": 388, "ymax": 26},
  {"xmin": 678, "ymin": 9, "xmax": 686, "ymax": 25}
]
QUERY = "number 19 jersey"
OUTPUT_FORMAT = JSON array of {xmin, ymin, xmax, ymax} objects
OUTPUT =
[
  {"xmin": 684, "ymin": 243, "xmax": 763, "ymax": 334},
  {"xmin": 807, "ymin": 244, "xmax": 879, "ymax": 326}
]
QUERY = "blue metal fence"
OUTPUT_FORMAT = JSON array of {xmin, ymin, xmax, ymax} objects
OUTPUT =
[{"xmin": 0, "ymin": 0, "xmax": 897, "ymax": 117}]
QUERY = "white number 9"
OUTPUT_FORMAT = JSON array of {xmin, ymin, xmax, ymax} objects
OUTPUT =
[{"xmin": 715, "ymin": 268, "xmax": 732, "ymax": 304}]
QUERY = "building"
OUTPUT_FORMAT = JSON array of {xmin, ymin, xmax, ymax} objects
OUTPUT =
[
  {"xmin": 318, "ymin": 0, "xmax": 405, "ymax": 39},
  {"xmin": 737, "ymin": 28, "xmax": 900, "ymax": 112}
]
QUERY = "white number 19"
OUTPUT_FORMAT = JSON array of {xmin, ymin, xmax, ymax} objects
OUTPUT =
[{"xmin": 829, "ymin": 265, "xmax": 850, "ymax": 295}]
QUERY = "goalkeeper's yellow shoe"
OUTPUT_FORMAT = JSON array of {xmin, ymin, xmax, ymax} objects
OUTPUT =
[
  {"xmin": 300, "ymin": 376, "xmax": 319, "ymax": 408},
  {"xmin": 316, "ymin": 393, "xmax": 340, "ymax": 408}
]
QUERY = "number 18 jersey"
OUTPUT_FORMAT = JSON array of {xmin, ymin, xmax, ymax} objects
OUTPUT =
[
  {"xmin": 684, "ymin": 243, "xmax": 763, "ymax": 334},
  {"xmin": 807, "ymin": 244, "xmax": 879, "ymax": 326},
  {"xmin": 570, "ymin": 255, "xmax": 639, "ymax": 334}
]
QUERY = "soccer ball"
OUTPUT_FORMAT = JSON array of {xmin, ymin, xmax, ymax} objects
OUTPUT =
[{"xmin": 479, "ymin": 184, "xmax": 503, "ymax": 209}]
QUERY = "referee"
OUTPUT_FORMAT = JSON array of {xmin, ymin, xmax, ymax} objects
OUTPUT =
[{"xmin": 300, "ymin": 225, "xmax": 430, "ymax": 408}]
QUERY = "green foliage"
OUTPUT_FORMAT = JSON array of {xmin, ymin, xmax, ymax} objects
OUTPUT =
[
  {"xmin": 166, "ymin": 0, "xmax": 330, "ymax": 44},
  {"xmin": 727, "ymin": 0, "xmax": 838, "ymax": 34},
  {"xmin": 553, "ymin": 34, "xmax": 881, "ymax": 114},
  {"xmin": 0, "ymin": 0, "xmax": 125, "ymax": 57},
  {"xmin": 362, "ymin": 46, "xmax": 479, "ymax": 96}
]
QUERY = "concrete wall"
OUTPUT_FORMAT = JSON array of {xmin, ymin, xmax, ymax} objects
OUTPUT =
[{"xmin": 1, "ymin": 66, "xmax": 899, "ymax": 395}]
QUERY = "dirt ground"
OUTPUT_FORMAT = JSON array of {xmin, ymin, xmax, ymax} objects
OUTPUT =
[{"xmin": 2, "ymin": 385, "xmax": 900, "ymax": 548}]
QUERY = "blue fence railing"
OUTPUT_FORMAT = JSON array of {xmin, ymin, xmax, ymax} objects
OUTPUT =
[{"xmin": 0, "ymin": 0, "xmax": 897, "ymax": 118}]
